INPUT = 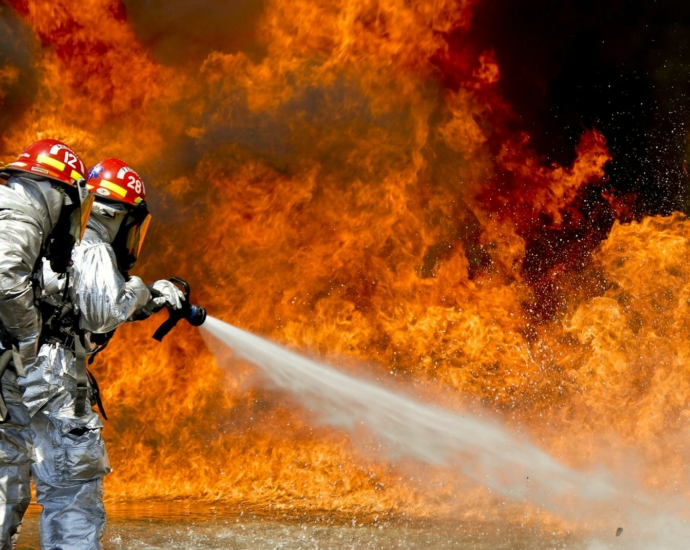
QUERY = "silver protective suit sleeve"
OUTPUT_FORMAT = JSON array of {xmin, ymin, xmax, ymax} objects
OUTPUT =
[
  {"xmin": 0, "ymin": 176, "xmax": 63, "ymax": 367},
  {"xmin": 0, "ymin": 211, "xmax": 42, "ymax": 367},
  {"xmin": 70, "ymin": 227, "xmax": 150, "ymax": 334}
]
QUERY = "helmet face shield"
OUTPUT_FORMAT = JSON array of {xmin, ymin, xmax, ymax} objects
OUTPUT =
[
  {"xmin": 45, "ymin": 178, "xmax": 94, "ymax": 273},
  {"xmin": 113, "ymin": 200, "xmax": 151, "ymax": 272},
  {"xmin": 69, "ymin": 192, "xmax": 94, "ymax": 244},
  {"xmin": 68, "ymin": 179, "xmax": 94, "ymax": 245},
  {"xmin": 124, "ymin": 212, "xmax": 151, "ymax": 263}
]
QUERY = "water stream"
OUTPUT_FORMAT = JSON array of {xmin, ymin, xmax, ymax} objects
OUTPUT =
[{"xmin": 201, "ymin": 316, "xmax": 690, "ymax": 549}]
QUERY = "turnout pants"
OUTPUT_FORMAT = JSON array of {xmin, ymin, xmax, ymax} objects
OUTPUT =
[
  {"xmin": 22, "ymin": 343, "xmax": 111, "ymax": 550},
  {"xmin": 30, "ymin": 408, "xmax": 108, "ymax": 550},
  {"xmin": 0, "ymin": 368, "xmax": 32, "ymax": 550}
]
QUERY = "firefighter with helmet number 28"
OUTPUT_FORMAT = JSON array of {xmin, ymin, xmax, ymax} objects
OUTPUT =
[
  {"xmin": 18, "ymin": 158, "xmax": 185, "ymax": 550},
  {"xmin": 0, "ymin": 139, "xmax": 92, "ymax": 550}
]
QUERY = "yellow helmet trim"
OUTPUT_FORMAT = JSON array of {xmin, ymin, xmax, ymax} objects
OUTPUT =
[
  {"xmin": 99, "ymin": 179, "xmax": 127, "ymax": 197},
  {"xmin": 37, "ymin": 154, "xmax": 66, "ymax": 171}
]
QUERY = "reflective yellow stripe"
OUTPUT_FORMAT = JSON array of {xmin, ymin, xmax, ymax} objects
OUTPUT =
[
  {"xmin": 70, "ymin": 170, "xmax": 82, "ymax": 181},
  {"xmin": 99, "ymin": 179, "xmax": 127, "ymax": 197},
  {"xmin": 8, "ymin": 162, "xmax": 27, "ymax": 167},
  {"xmin": 134, "ymin": 197, "xmax": 143, "ymax": 204},
  {"xmin": 37, "ymin": 154, "xmax": 65, "ymax": 172},
  {"xmin": 86, "ymin": 184, "xmax": 94, "ymax": 190}
]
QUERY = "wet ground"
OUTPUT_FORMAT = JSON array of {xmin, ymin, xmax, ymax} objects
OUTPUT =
[{"xmin": 15, "ymin": 503, "xmax": 618, "ymax": 549}]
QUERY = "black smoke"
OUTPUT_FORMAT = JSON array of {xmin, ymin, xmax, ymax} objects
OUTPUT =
[
  {"xmin": 467, "ymin": 0, "xmax": 690, "ymax": 216},
  {"xmin": 0, "ymin": 4, "xmax": 39, "ymax": 150},
  {"xmin": 121, "ymin": 0, "xmax": 267, "ymax": 66}
]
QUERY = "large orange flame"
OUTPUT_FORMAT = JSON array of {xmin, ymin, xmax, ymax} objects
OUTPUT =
[{"xmin": 0, "ymin": 0, "xmax": 683, "ymax": 526}]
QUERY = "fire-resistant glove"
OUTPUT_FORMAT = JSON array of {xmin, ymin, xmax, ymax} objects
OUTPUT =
[
  {"xmin": 41, "ymin": 258, "xmax": 66, "ymax": 299},
  {"xmin": 142, "ymin": 280, "xmax": 185, "ymax": 316}
]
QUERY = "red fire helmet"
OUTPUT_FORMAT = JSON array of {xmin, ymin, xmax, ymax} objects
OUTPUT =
[
  {"xmin": 5, "ymin": 139, "xmax": 88, "ymax": 186},
  {"xmin": 88, "ymin": 158, "xmax": 151, "ymax": 269},
  {"xmin": 86, "ymin": 158, "xmax": 146, "ymax": 206},
  {"xmin": 4, "ymin": 139, "xmax": 94, "ymax": 244}
]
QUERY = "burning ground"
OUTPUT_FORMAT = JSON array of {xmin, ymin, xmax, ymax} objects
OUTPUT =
[{"xmin": 2, "ymin": 0, "xmax": 690, "ymax": 531}]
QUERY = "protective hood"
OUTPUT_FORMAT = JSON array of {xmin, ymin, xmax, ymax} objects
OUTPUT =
[
  {"xmin": 88, "ymin": 198, "xmax": 151, "ymax": 272},
  {"xmin": 88, "ymin": 200, "xmax": 129, "ymax": 244}
]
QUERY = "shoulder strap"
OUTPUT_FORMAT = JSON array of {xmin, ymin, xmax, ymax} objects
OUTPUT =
[
  {"xmin": 73, "ymin": 333, "xmax": 88, "ymax": 416},
  {"xmin": 0, "ymin": 351, "xmax": 13, "ymax": 421}
]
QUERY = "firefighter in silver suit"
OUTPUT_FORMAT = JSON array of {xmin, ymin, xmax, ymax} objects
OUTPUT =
[
  {"xmin": 0, "ymin": 139, "xmax": 92, "ymax": 550},
  {"xmin": 20, "ymin": 158, "xmax": 183, "ymax": 550}
]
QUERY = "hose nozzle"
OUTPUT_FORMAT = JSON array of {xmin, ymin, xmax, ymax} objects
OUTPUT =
[
  {"xmin": 187, "ymin": 304, "xmax": 207, "ymax": 327},
  {"xmin": 152, "ymin": 277, "xmax": 206, "ymax": 341}
]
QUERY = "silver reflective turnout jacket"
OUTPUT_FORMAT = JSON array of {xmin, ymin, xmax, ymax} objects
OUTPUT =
[
  {"xmin": 0, "ymin": 176, "xmax": 63, "ymax": 367},
  {"xmin": 22, "ymin": 220, "xmax": 150, "ymax": 416},
  {"xmin": 69, "ymin": 223, "xmax": 151, "ymax": 334}
]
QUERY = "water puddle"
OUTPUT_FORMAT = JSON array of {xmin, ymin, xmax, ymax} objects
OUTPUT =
[{"xmin": 16, "ymin": 502, "xmax": 588, "ymax": 549}]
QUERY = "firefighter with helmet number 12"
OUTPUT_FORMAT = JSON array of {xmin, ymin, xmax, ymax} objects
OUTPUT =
[
  {"xmin": 18, "ymin": 158, "xmax": 186, "ymax": 550},
  {"xmin": 0, "ymin": 139, "xmax": 93, "ymax": 550}
]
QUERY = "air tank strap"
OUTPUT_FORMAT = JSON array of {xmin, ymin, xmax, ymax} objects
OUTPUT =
[
  {"xmin": 86, "ymin": 368, "xmax": 107, "ymax": 420},
  {"xmin": 0, "ymin": 350, "xmax": 13, "ymax": 421},
  {"xmin": 74, "ymin": 333, "xmax": 88, "ymax": 416},
  {"xmin": 10, "ymin": 344, "xmax": 25, "ymax": 377}
]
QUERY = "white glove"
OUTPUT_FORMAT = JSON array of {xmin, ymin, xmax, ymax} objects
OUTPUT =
[{"xmin": 147, "ymin": 280, "xmax": 185, "ymax": 311}]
